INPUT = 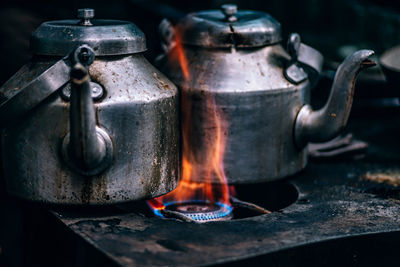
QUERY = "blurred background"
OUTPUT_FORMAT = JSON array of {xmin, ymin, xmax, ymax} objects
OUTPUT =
[{"xmin": 0, "ymin": 0, "xmax": 400, "ymax": 266}]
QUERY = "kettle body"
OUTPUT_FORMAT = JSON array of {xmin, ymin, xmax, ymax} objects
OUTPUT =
[
  {"xmin": 163, "ymin": 44, "xmax": 307, "ymax": 183},
  {"xmin": 0, "ymin": 9, "xmax": 180, "ymax": 204},
  {"xmin": 159, "ymin": 5, "xmax": 374, "ymax": 184}
]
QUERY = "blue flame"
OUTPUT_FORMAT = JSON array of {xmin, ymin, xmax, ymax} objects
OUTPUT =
[{"xmin": 149, "ymin": 200, "xmax": 233, "ymax": 221}]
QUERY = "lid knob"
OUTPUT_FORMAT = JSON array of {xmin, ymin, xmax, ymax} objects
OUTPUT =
[
  {"xmin": 77, "ymin": 8, "xmax": 95, "ymax": 26},
  {"xmin": 221, "ymin": 4, "xmax": 237, "ymax": 22}
]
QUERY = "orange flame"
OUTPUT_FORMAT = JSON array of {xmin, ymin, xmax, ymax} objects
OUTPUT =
[
  {"xmin": 148, "ymin": 27, "xmax": 231, "ymax": 212},
  {"xmin": 169, "ymin": 29, "xmax": 189, "ymax": 80}
]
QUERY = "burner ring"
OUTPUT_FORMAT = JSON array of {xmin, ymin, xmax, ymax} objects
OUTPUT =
[{"xmin": 164, "ymin": 200, "xmax": 233, "ymax": 222}]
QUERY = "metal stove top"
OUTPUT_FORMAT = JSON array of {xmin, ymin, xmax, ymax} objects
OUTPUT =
[{"xmin": 49, "ymin": 107, "xmax": 400, "ymax": 266}]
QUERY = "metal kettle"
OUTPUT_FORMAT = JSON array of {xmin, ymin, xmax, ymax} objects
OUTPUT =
[
  {"xmin": 0, "ymin": 9, "xmax": 179, "ymax": 204},
  {"xmin": 158, "ymin": 4, "xmax": 375, "ymax": 184}
]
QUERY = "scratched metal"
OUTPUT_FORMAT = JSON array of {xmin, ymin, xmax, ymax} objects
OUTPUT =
[
  {"xmin": 159, "ymin": 43, "xmax": 373, "ymax": 184},
  {"xmin": 1, "ymin": 54, "xmax": 179, "ymax": 204},
  {"xmin": 53, "ymin": 163, "xmax": 400, "ymax": 266},
  {"xmin": 51, "ymin": 109, "xmax": 400, "ymax": 266},
  {"xmin": 0, "ymin": 9, "xmax": 180, "ymax": 204}
]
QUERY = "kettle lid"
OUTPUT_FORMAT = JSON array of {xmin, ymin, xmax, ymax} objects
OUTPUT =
[
  {"xmin": 31, "ymin": 8, "xmax": 146, "ymax": 56},
  {"xmin": 176, "ymin": 4, "xmax": 282, "ymax": 48}
]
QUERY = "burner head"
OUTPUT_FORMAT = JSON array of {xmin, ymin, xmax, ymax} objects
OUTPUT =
[{"xmin": 166, "ymin": 201, "xmax": 233, "ymax": 222}]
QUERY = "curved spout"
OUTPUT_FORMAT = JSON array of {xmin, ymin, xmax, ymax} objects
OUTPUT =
[
  {"xmin": 63, "ymin": 63, "xmax": 113, "ymax": 175},
  {"xmin": 294, "ymin": 50, "xmax": 376, "ymax": 148}
]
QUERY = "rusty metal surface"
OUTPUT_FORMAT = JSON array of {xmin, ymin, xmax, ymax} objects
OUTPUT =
[
  {"xmin": 52, "ymin": 108, "xmax": 400, "ymax": 266},
  {"xmin": 173, "ymin": 7, "xmax": 282, "ymax": 48},
  {"xmin": 1, "ymin": 54, "xmax": 179, "ymax": 204},
  {"xmin": 53, "ymin": 165, "xmax": 400, "ymax": 266},
  {"xmin": 0, "ymin": 57, "xmax": 71, "ymax": 126},
  {"xmin": 31, "ymin": 10, "xmax": 147, "ymax": 56},
  {"xmin": 0, "ymin": 9, "xmax": 180, "ymax": 205},
  {"xmin": 160, "ymin": 37, "xmax": 372, "ymax": 184},
  {"xmin": 160, "ymin": 44, "xmax": 309, "ymax": 184},
  {"xmin": 159, "ymin": 7, "xmax": 374, "ymax": 184}
]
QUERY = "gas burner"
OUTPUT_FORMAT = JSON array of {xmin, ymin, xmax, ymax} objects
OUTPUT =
[
  {"xmin": 147, "ymin": 182, "xmax": 298, "ymax": 222},
  {"xmin": 168, "ymin": 201, "xmax": 233, "ymax": 222},
  {"xmin": 154, "ymin": 200, "xmax": 233, "ymax": 222}
]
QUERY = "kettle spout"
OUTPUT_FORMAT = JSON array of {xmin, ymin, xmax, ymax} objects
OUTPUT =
[
  {"xmin": 62, "ymin": 63, "xmax": 113, "ymax": 176},
  {"xmin": 294, "ymin": 50, "xmax": 376, "ymax": 148}
]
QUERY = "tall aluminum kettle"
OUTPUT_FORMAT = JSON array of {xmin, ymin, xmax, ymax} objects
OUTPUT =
[
  {"xmin": 158, "ymin": 4, "xmax": 375, "ymax": 184},
  {"xmin": 0, "ymin": 9, "xmax": 180, "ymax": 204}
]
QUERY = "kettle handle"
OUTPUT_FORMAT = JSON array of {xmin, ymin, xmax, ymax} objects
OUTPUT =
[
  {"xmin": 0, "ymin": 58, "xmax": 71, "ymax": 127},
  {"xmin": 284, "ymin": 33, "xmax": 323, "ymax": 89}
]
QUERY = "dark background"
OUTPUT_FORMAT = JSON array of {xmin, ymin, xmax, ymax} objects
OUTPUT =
[
  {"xmin": 1, "ymin": 0, "xmax": 400, "ymax": 84},
  {"xmin": 0, "ymin": 0, "xmax": 399, "ymax": 266}
]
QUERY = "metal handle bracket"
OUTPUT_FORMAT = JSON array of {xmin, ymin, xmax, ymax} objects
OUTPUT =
[
  {"xmin": 0, "ymin": 57, "xmax": 71, "ymax": 127},
  {"xmin": 284, "ymin": 33, "xmax": 323, "ymax": 88}
]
